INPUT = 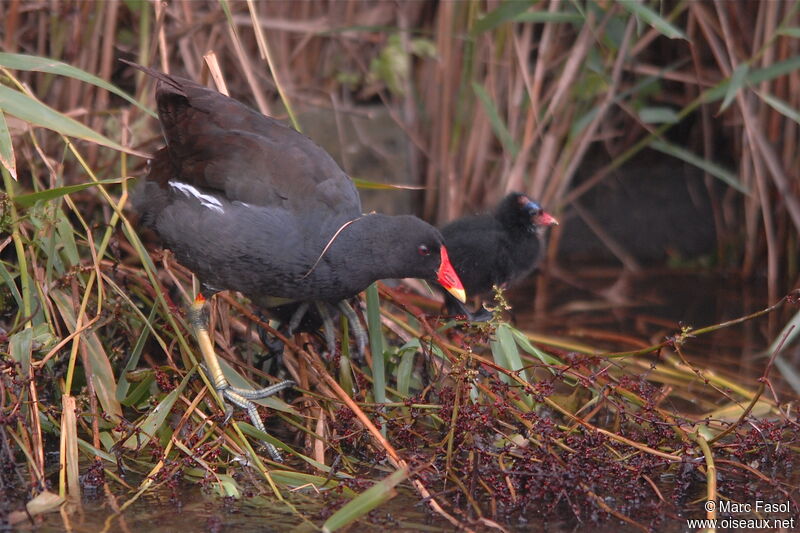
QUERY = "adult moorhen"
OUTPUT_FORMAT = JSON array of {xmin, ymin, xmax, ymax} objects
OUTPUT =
[
  {"xmin": 440, "ymin": 192, "xmax": 557, "ymax": 320},
  {"xmin": 126, "ymin": 62, "xmax": 466, "ymax": 461}
]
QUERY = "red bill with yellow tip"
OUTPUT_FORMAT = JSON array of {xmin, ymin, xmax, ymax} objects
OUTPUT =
[
  {"xmin": 534, "ymin": 211, "xmax": 558, "ymax": 226},
  {"xmin": 437, "ymin": 245, "xmax": 466, "ymax": 303}
]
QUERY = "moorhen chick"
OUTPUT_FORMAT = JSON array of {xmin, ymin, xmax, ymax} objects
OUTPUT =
[
  {"xmin": 440, "ymin": 192, "xmax": 557, "ymax": 320},
  {"xmin": 126, "ymin": 62, "xmax": 466, "ymax": 461}
]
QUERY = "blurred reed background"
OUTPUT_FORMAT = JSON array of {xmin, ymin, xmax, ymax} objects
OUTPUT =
[{"xmin": 3, "ymin": 0, "xmax": 798, "ymax": 296}]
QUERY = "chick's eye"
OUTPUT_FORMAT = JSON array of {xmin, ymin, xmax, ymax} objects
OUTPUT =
[{"xmin": 417, "ymin": 244, "xmax": 431, "ymax": 256}]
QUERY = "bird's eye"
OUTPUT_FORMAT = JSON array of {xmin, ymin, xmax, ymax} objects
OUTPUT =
[{"xmin": 417, "ymin": 244, "xmax": 431, "ymax": 256}]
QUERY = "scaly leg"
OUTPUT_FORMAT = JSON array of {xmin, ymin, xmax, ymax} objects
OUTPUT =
[
  {"xmin": 188, "ymin": 293, "xmax": 294, "ymax": 462},
  {"xmin": 315, "ymin": 302, "xmax": 337, "ymax": 356},
  {"xmin": 286, "ymin": 301, "xmax": 338, "ymax": 356},
  {"xmin": 284, "ymin": 299, "xmax": 365, "ymax": 358},
  {"xmin": 337, "ymin": 300, "xmax": 366, "ymax": 357},
  {"xmin": 286, "ymin": 302, "xmax": 310, "ymax": 336}
]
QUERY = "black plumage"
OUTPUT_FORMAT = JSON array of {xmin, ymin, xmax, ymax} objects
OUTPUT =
[
  {"xmin": 125, "ymin": 62, "xmax": 465, "ymax": 461},
  {"xmin": 440, "ymin": 192, "xmax": 557, "ymax": 319},
  {"xmin": 131, "ymin": 65, "xmax": 465, "ymax": 312}
]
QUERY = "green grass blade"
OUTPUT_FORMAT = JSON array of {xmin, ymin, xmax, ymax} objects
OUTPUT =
[
  {"xmin": 490, "ymin": 326, "xmax": 511, "ymax": 384},
  {"xmin": 77, "ymin": 437, "xmax": 117, "ymax": 462},
  {"xmin": 473, "ymin": 82, "xmax": 519, "ymax": 157},
  {"xmin": 9, "ymin": 328, "xmax": 33, "ymax": 375},
  {"xmin": 510, "ymin": 327, "xmax": 563, "ymax": 366},
  {"xmin": 339, "ymin": 315, "xmax": 355, "ymax": 398},
  {"xmin": 621, "ymin": 2, "xmax": 687, "ymax": 40},
  {"xmin": 745, "ymin": 54, "xmax": 800, "ymax": 86},
  {"xmin": 490, "ymin": 323, "xmax": 528, "ymax": 384},
  {"xmin": 396, "ymin": 339, "xmax": 421, "ymax": 397},
  {"xmin": 0, "ymin": 53, "xmax": 155, "ymax": 117},
  {"xmin": 119, "ymin": 221, "xmax": 158, "ymax": 276},
  {"xmin": 267, "ymin": 470, "xmax": 353, "ymax": 494},
  {"xmin": 240, "ymin": 423, "xmax": 343, "ymax": 474},
  {"xmin": 12, "ymin": 178, "xmax": 125, "ymax": 208},
  {"xmin": 116, "ymin": 306, "xmax": 156, "ymax": 402},
  {"xmin": 50, "ymin": 288, "xmax": 122, "ymax": 419},
  {"xmin": 720, "ymin": 63, "xmax": 749, "ymax": 112},
  {"xmin": 211, "ymin": 474, "xmax": 241, "ymax": 498},
  {"xmin": 366, "ymin": 283, "xmax": 386, "ymax": 405},
  {"xmin": 237, "ymin": 422, "xmax": 294, "ymax": 459},
  {"xmin": 650, "ymin": 139, "xmax": 747, "ymax": 194},
  {"xmin": 0, "ymin": 110, "xmax": 15, "ymax": 180},
  {"xmin": 351, "ymin": 178, "xmax": 424, "ymax": 190},
  {"xmin": 3, "ymin": 168, "xmax": 32, "ymax": 320},
  {"xmin": 766, "ymin": 310, "xmax": 800, "ymax": 357},
  {"xmin": 514, "ymin": 11, "xmax": 584, "ymax": 24},
  {"xmin": 54, "ymin": 209, "xmax": 79, "ymax": 267},
  {"xmin": 121, "ymin": 372, "xmax": 155, "ymax": 408},
  {"xmin": 774, "ymin": 357, "xmax": 800, "ymax": 395},
  {"xmin": 0, "ymin": 262, "xmax": 24, "ymax": 321},
  {"xmin": 0, "ymin": 84, "xmax": 134, "ymax": 155},
  {"xmin": 472, "ymin": 0, "xmax": 534, "ymax": 35},
  {"xmin": 703, "ymin": 55, "xmax": 800, "ymax": 104},
  {"xmin": 121, "ymin": 381, "xmax": 183, "ymax": 449},
  {"xmin": 638, "ymin": 106, "xmax": 679, "ymax": 125},
  {"xmin": 322, "ymin": 467, "xmax": 407, "ymax": 532},
  {"xmin": 759, "ymin": 91, "xmax": 800, "ymax": 126}
]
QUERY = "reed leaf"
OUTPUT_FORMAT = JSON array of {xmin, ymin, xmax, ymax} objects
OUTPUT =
[
  {"xmin": 472, "ymin": 0, "xmax": 533, "ymax": 35},
  {"xmin": 0, "ymin": 84, "xmax": 137, "ymax": 155},
  {"xmin": 322, "ymin": 467, "xmax": 407, "ymax": 532},
  {"xmin": 50, "ymin": 288, "xmax": 122, "ymax": 419},
  {"xmin": 650, "ymin": 139, "xmax": 747, "ymax": 194},
  {"xmin": 13, "ymin": 178, "xmax": 126, "ymax": 208},
  {"xmin": 0, "ymin": 110, "xmax": 15, "ymax": 179},
  {"xmin": 621, "ymin": 1, "xmax": 686, "ymax": 40},
  {"xmin": 366, "ymin": 283, "xmax": 387, "ymax": 404},
  {"xmin": 0, "ymin": 53, "xmax": 154, "ymax": 115},
  {"xmin": 120, "ymin": 370, "xmax": 189, "ymax": 449}
]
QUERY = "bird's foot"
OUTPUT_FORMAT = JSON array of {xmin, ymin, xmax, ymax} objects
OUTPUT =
[
  {"xmin": 216, "ymin": 380, "xmax": 295, "ymax": 462},
  {"xmin": 255, "ymin": 314, "xmax": 286, "ymax": 372},
  {"xmin": 285, "ymin": 300, "xmax": 366, "ymax": 360},
  {"xmin": 190, "ymin": 294, "xmax": 294, "ymax": 462}
]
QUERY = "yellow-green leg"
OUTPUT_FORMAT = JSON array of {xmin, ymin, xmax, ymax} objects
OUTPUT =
[{"xmin": 188, "ymin": 293, "xmax": 294, "ymax": 462}]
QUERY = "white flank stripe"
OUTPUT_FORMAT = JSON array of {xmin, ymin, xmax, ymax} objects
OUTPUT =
[{"xmin": 168, "ymin": 180, "xmax": 225, "ymax": 213}]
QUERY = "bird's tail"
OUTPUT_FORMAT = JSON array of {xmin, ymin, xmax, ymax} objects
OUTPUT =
[{"xmin": 119, "ymin": 59, "xmax": 187, "ymax": 97}]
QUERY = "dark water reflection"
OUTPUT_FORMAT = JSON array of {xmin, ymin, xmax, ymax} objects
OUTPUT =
[
  {"xmin": 24, "ymin": 270, "xmax": 797, "ymax": 533},
  {"xmin": 26, "ymin": 483, "xmax": 455, "ymax": 532},
  {"xmin": 512, "ymin": 268, "xmax": 789, "ymax": 388}
]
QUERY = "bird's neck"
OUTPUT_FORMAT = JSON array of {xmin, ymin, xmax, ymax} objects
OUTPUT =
[
  {"xmin": 495, "ymin": 212, "xmax": 536, "ymax": 236},
  {"xmin": 323, "ymin": 213, "xmax": 404, "ymax": 284}
]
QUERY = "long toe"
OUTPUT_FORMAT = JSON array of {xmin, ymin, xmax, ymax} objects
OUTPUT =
[
  {"xmin": 227, "ymin": 379, "xmax": 295, "ymax": 400},
  {"xmin": 221, "ymin": 388, "xmax": 285, "ymax": 462}
]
